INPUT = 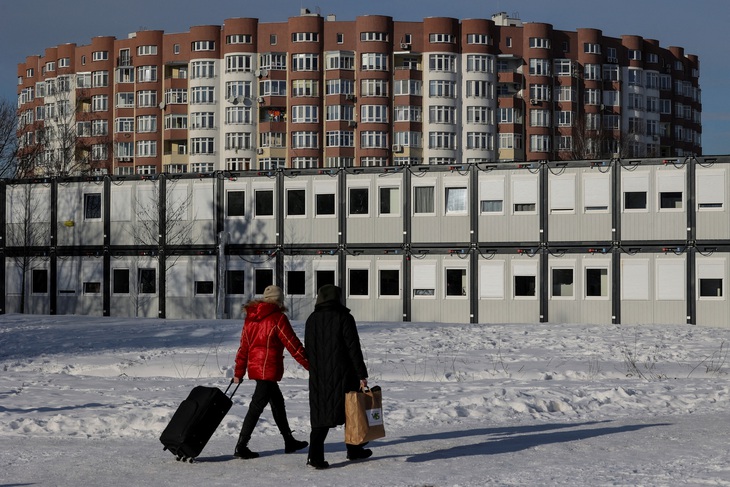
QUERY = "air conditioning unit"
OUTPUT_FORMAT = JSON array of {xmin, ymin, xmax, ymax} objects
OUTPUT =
[
  {"xmin": 348, "ymin": 121, "xmax": 357, "ymax": 128},
  {"xmin": 256, "ymin": 148, "xmax": 265, "ymax": 155},
  {"xmin": 257, "ymin": 96, "xmax": 265, "ymax": 104},
  {"xmin": 392, "ymin": 144, "xmax": 403, "ymax": 153},
  {"xmin": 118, "ymin": 157, "xmax": 132, "ymax": 162},
  {"xmin": 400, "ymin": 42, "xmax": 411, "ymax": 50},
  {"xmin": 345, "ymin": 93, "xmax": 355, "ymax": 101},
  {"xmin": 529, "ymin": 99, "xmax": 538, "ymax": 105},
  {"xmin": 607, "ymin": 57, "xmax": 617, "ymax": 63}
]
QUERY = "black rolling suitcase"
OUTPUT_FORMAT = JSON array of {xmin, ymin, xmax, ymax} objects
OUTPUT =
[{"xmin": 160, "ymin": 380, "xmax": 239, "ymax": 462}]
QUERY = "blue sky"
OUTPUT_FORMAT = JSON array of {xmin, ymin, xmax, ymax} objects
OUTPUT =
[{"xmin": 3, "ymin": 0, "xmax": 728, "ymax": 155}]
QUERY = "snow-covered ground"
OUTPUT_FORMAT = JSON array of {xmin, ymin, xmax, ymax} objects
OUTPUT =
[{"xmin": 2, "ymin": 313, "xmax": 730, "ymax": 486}]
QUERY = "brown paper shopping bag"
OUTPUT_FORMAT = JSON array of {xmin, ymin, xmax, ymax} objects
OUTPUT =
[{"xmin": 344, "ymin": 386, "xmax": 385, "ymax": 445}]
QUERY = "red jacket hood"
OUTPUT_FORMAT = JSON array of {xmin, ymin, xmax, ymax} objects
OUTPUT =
[{"xmin": 244, "ymin": 301, "xmax": 281, "ymax": 322}]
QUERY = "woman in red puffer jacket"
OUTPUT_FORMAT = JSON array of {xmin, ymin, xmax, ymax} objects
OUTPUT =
[{"xmin": 232, "ymin": 285, "xmax": 309, "ymax": 459}]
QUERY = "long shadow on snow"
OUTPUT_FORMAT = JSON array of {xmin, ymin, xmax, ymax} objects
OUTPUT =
[
  {"xmin": 0, "ymin": 315, "xmax": 248, "ymax": 361},
  {"xmin": 0, "ymin": 403, "xmax": 112, "ymax": 414},
  {"xmin": 402, "ymin": 420, "xmax": 670, "ymax": 462}
]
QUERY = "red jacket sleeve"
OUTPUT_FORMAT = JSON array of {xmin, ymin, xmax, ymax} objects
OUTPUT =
[
  {"xmin": 234, "ymin": 324, "xmax": 250, "ymax": 378},
  {"xmin": 276, "ymin": 315, "xmax": 310, "ymax": 371}
]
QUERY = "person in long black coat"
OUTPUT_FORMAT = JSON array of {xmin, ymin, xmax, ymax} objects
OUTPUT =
[{"xmin": 304, "ymin": 284, "xmax": 370, "ymax": 469}]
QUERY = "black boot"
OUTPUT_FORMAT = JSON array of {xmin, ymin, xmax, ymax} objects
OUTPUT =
[
  {"xmin": 234, "ymin": 445, "xmax": 259, "ymax": 459},
  {"xmin": 234, "ymin": 414, "xmax": 260, "ymax": 459},
  {"xmin": 284, "ymin": 435, "xmax": 308, "ymax": 454},
  {"xmin": 346, "ymin": 444, "xmax": 373, "ymax": 461},
  {"xmin": 306, "ymin": 457, "xmax": 330, "ymax": 469}
]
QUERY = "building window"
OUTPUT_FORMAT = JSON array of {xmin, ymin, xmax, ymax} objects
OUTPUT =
[
  {"xmin": 361, "ymin": 79, "xmax": 388, "ymax": 97},
  {"xmin": 292, "ymin": 105, "xmax": 319, "ymax": 123},
  {"xmin": 349, "ymin": 187, "xmax": 369, "ymax": 215},
  {"xmin": 530, "ymin": 135, "xmax": 551, "ymax": 152},
  {"xmin": 316, "ymin": 191, "xmax": 335, "ymax": 216},
  {"xmin": 529, "ymin": 58, "xmax": 551, "ymax": 76},
  {"xmin": 583, "ymin": 43, "xmax": 601, "ymax": 54},
  {"xmin": 138, "ymin": 269, "xmax": 156, "ymax": 294},
  {"xmin": 227, "ymin": 191, "xmax": 245, "ymax": 217},
  {"xmin": 445, "ymin": 187, "xmax": 467, "ymax": 214},
  {"xmin": 429, "ymin": 33, "xmax": 456, "ymax": 44},
  {"xmin": 349, "ymin": 269, "xmax": 369, "ymax": 297},
  {"xmin": 552, "ymin": 268, "xmax": 574, "ymax": 297},
  {"xmin": 255, "ymin": 269, "xmax": 273, "ymax": 294},
  {"xmin": 586, "ymin": 268, "xmax": 608, "ymax": 298},
  {"xmin": 379, "ymin": 269, "xmax": 399, "ymax": 297},
  {"xmin": 413, "ymin": 264, "xmax": 436, "ymax": 297},
  {"xmin": 429, "ymin": 54, "xmax": 456, "ymax": 72},
  {"xmin": 428, "ymin": 132, "xmax": 456, "ymax": 150},
  {"xmin": 84, "ymin": 193, "xmax": 102, "ymax": 220},
  {"xmin": 191, "ymin": 86, "xmax": 215, "ymax": 104},
  {"xmin": 379, "ymin": 187, "xmax": 400, "ymax": 216},
  {"xmin": 360, "ymin": 131, "xmax": 388, "ymax": 149},
  {"xmin": 92, "ymin": 95, "xmax": 108, "ymax": 112},
  {"xmin": 287, "ymin": 189, "xmax": 306, "ymax": 216},
  {"xmin": 195, "ymin": 280, "xmax": 214, "ymax": 296},
  {"xmin": 624, "ymin": 192, "xmax": 647, "ymax": 210},
  {"xmin": 292, "ymin": 32, "xmax": 319, "ymax": 42},
  {"xmin": 467, "ymin": 34, "xmax": 491, "ymax": 45},
  {"xmin": 660, "ymin": 192, "xmax": 683, "ymax": 209},
  {"xmin": 361, "ymin": 32, "xmax": 388, "ymax": 42},
  {"xmin": 292, "ymin": 53, "xmax": 319, "ymax": 71},
  {"xmin": 414, "ymin": 186, "xmax": 435, "ymax": 214},
  {"xmin": 699, "ymin": 278, "xmax": 723, "ymax": 298},
  {"xmin": 136, "ymin": 65, "xmax": 157, "ymax": 82},
  {"xmin": 287, "ymin": 271, "xmax": 306, "ymax": 295},
  {"xmin": 190, "ymin": 137, "xmax": 213, "ymax": 155},
  {"xmin": 530, "ymin": 37, "xmax": 551, "ymax": 49},
  {"xmin": 92, "ymin": 70, "xmax": 109, "ymax": 87},
  {"xmin": 255, "ymin": 189, "xmax": 274, "ymax": 217},
  {"xmin": 32, "ymin": 269, "xmax": 48, "ymax": 294},
  {"xmin": 429, "ymin": 80, "xmax": 456, "ymax": 98},
  {"xmin": 292, "ymin": 131, "xmax": 319, "ymax": 149},
  {"xmin": 227, "ymin": 270, "xmax": 245, "ymax": 295},
  {"xmin": 192, "ymin": 40, "xmax": 215, "ymax": 51},
  {"xmin": 137, "ymin": 90, "xmax": 157, "ymax": 107},
  {"xmin": 446, "ymin": 269, "xmax": 467, "ymax": 297},
  {"xmin": 514, "ymin": 275, "xmax": 536, "ymax": 297},
  {"xmin": 361, "ymin": 53, "xmax": 388, "ymax": 71},
  {"xmin": 226, "ymin": 34, "xmax": 253, "ymax": 44},
  {"xmin": 226, "ymin": 55, "xmax": 253, "ymax": 73},
  {"xmin": 113, "ymin": 269, "xmax": 130, "ymax": 294},
  {"xmin": 361, "ymin": 105, "xmax": 388, "ymax": 123},
  {"xmin": 137, "ymin": 45, "xmax": 157, "ymax": 56}
]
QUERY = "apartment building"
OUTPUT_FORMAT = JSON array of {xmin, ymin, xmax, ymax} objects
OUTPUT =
[{"xmin": 15, "ymin": 10, "xmax": 701, "ymax": 176}]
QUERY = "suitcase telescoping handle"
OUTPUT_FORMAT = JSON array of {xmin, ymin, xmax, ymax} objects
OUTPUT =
[{"xmin": 224, "ymin": 379, "xmax": 240, "ymax": 398}]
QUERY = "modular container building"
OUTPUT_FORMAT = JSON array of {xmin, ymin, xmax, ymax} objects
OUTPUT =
[{"xmin": 3, "ymin": 156, "xmax": 730, "ymax": 326}]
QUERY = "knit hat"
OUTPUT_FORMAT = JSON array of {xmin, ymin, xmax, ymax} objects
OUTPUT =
[
  {"xmin": 316, "ymin": 284, "xmax": 342, "ymax": 306},
  {"xmin": 262, "ymin": 285, "xmax": 284, "ymax": 304}
]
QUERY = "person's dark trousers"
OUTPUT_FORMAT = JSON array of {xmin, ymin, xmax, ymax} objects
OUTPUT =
[
  {"xmin": 237, "ymin": 380, "xmax": 292, "ymax": 448},
  {"xmin": 308, "ymin": 426, "xmax": 330, "ymax": 462}
]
